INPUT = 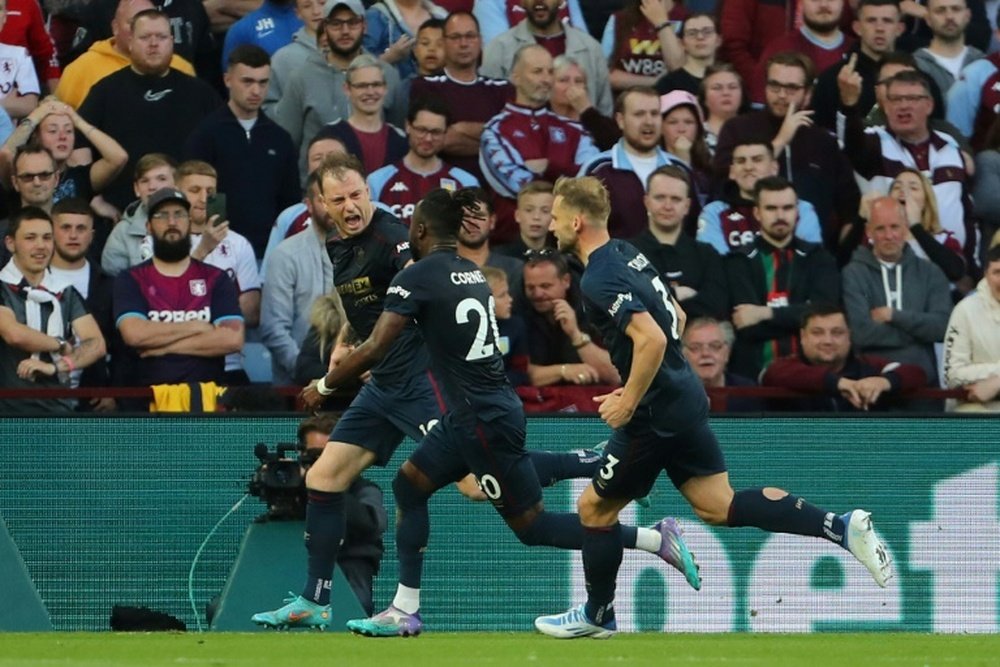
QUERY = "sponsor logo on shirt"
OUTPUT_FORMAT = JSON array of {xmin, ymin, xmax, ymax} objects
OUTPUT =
[
  {"xmin": 387, "ymin": 284, "xmax": 411, "ymax": 299},
  {"xmin": 609, "ymin": 292, "xmax": 633, "ymax": 316},
  {"xmin": 396, "ymin": 241, "xmax": 410, "ymax": 254},
  {"xmin": 627, "ymin": 253, "xmax": 650, "ymax": 271},
  {"xmin": 256, "ymin": 18, "xmax": 276, "ymax": 37},
  {"xmin": 144, "ymin": 89, "xmax": 173, "ymax": 102},
  {"xmin": 148, "ymin": 306, "xmax": 211, "ymax": 322}
]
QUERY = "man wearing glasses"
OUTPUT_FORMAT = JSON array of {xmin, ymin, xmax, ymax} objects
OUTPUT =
[
  {"xmin": 11, "ymin": 146, "xmax": 58, "ymax": 215},
  {"xmin": 840, "ymin": 67, "xmax": 976, "ymax": 271},
  {"xmin": 655, "ymin": 13, "xmax": 723, "ymax": 97},
  {"xmin": 312, "ymin": 54, "xmax": 408, "ymax": 179},
  {"xmin": 273, "ymin": 0, "xmax": 404, "ymax": 181},
  {"xmin": 113, "ymin": 187, "xmax": 244, "ymax": 386},
  {"xmin": 367, "ymin": 97, "xmax": 479, "ymax": 227},
  {"xmin": 0, "ymin": 145, "xmax": 60, "ymax": 266},
  {"xmin": 714, "ymin": 51, "xmax": 859, "ymax": 252},
  {"xmin": 410, "ymin": 11, "xmax": 512, "ymax": 184},
  {"xmin": 749, "ymin": 0, "xmax": 854, "ymax": 104}
]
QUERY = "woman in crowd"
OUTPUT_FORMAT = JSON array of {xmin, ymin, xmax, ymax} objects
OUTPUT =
[
  {"xmin": 550, "ymin": 55, "xmax": 619, "ymax": 151},
  {"xmin": 943, "ymin": 245, "xmax": 1000, "ymax": 412},
  {"xmin": 0, "ymin": 96, "xmax": 126, "ymax": 214},
  {"xmin": 660, "ymin": 90, "xmax": 710, "ymax": 210},
  {"xmin": 699, "ymin": 62, "xmax": 745, "ymax": 155},
  {"xmin": 840, "ymin": 170, "xmax": 966, "ymax": 283}
]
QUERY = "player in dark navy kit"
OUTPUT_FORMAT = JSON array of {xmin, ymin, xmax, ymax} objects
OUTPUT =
[
  {"xmin": 535, "ymin": 176, "xmax": 895, "ymax": 639},
  {"xmin": 290, "ymin": 188, "xmax": 701, "ymax": 637},
  {"xmin": 251, "ymin": 155, "xmax": 617, "ymax": 632}
]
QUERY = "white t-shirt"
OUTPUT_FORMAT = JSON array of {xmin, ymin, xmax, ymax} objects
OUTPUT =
[
  {"xmin": 926, "ymin": 47, "xmax": 968, "ymax": 81},
  {"xmin": 0, "ymin": 43, "xmax": 40, "ymax": 99},
  {"xmin": 48, "ymin": 263, "xmax": 90, "ymax": 300},
  {"xmin": 628, "ymin": 153, "xmax": 659, "ymax": 192}
]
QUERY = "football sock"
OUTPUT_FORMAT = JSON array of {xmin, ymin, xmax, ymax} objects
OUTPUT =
[
  {"xmin": 634, "ymin": 526, "xmax": 660, "ymax": 553},
  {"xmin": 515, "ymin": 511, "xmax": 585, "ymax": 548},
  {"xmin": 393, "ymin": 472, "xmax": 431, "ymax": 589},
  {"xmin": 583, "ymin": 523, "xmax": 622, "ymax": 626},
  {"xmin": 728, "ymin": 488, "xmax": 846, "ymax": 544},
  {"xmin": 391, "ymin": 584, "xmax": 421, "ymax": 615},
  {"xmin": 528, "ymin": 450, "xmax": 602, "ymax": 487},
  {"xmin": 302, "ymin": 490, "xmax": 345, "ymax": 605}
]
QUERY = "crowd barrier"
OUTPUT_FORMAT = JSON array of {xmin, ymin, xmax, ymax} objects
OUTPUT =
[{"xmin": 0, "ymin": 415, "xmax": 996, "ymax": 632}]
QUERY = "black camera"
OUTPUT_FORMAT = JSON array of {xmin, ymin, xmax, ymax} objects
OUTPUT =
[{"xmin": 248, "ymin": 443, "xmax": 319, "ymax": 521}]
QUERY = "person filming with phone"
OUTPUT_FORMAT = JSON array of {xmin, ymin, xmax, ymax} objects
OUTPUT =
[{"xmin": 176, "ymin": 159, "xmax": 260, "ymax": 384}]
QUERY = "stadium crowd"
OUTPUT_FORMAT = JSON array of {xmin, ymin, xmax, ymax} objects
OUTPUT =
[{"xmin": 2, "ymin": 0, "xmax": 1000, "ymax": 414}]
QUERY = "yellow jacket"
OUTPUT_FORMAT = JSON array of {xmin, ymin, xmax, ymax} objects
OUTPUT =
[{"xmin": 55, "ymin": 38, "xmax": 196, "ymax": 109}]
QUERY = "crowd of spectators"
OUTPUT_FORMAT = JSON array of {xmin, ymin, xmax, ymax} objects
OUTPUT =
[{"xmin": 1, "ymin": 0, "xmax": 1000, "ymax": 414}]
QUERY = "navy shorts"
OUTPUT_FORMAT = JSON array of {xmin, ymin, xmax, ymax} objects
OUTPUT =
[
  {"xmin": 330, "ymin": 371, "xmax": 445, "ymax": 466},
  {"xmin": 409, "ymin": 407, "xmax": 543, "ymax": 518},
  {"xmin": 593, "ymin": 417, "xmax": 727, "ymax": 501}
]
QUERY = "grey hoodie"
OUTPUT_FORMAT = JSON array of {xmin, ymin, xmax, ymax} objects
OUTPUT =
[
  {"xmin": 842, "ymin": 244, "xmax": 952, "ymax": 384},
  {"xmin": 100, "ymin": 201, "xmax": 151, "ymax": 277},
  {"xmin": 914, "ymin": 46, "xmax": 984, "ymax": 100},
  {"xmin": 264, "ymin": 26, "xmax": 321, "ymax": 113}
]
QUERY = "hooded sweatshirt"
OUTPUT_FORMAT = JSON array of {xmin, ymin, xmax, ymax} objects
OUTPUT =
[
  {"xmin": 943, "ymin": 276, "xmax": 1000, "ymax": 411},
  {"xmin": 842, "ymin": 244, "xmax": 952, "ymax": 384},
  {"xmin": 265, "ymin": 27, "xmax": 321, "ymax": 112}
]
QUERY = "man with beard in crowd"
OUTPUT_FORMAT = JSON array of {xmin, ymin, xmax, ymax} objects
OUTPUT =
[{"xmin": 113, "ymin": 187, "xmax": 244, "ymax": 387}]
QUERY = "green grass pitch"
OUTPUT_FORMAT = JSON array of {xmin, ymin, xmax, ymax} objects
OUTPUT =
[{"xmin": 2, "ymin": 633, "xmax": 999, "ymax": 667}]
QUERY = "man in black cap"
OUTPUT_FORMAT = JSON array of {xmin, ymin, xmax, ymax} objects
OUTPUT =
[{"xmin": 113, "ymin": 187, "xmax": 244, "ymax": 387}]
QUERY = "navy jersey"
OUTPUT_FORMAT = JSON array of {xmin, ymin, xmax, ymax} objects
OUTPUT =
[
  {"xmin": 581, "ymin": 239, "xmax": 708, "ymax": 425},
  {"xmin": 326, "ymin": 210, "xmax": 428, "ymax": 387},
  {"xmin": 383, "ymin": 250, "xmax": 520, "ymax": 421}
]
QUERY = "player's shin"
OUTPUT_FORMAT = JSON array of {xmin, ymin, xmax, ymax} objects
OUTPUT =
[
  {"xmin": 727, "ymin": 487, "xmax": 846, "ymax": 544},
  {"xmin": 582, "ymin": 523, "xmax": 623, "ymax": 625},
  {"xmin": 392, "ymin": 472, "xmax": 431, "ymax": 613},
  {"xmin": 304, "ymin": 490, "xmax": 347, "ymax": 605}
]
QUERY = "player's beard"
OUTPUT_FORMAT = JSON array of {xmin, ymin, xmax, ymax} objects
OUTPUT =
[{"xmin": 153, "ymin": 232, "xmax": 192, "ymax": 263}]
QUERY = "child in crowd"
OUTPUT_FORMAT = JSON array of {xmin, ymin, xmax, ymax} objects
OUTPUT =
[{"xmin": 483, "ymin": 266, "xmax": 528, "ymax": 387}]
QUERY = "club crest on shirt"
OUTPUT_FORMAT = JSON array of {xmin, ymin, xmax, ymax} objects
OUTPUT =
[
  {"xmin": 189, "ymin": 279, "xmax": 207, "ymax": 296},
  {"xmin": 549, "ymin": 127, "xmax": 567, "ymax": 144},
  {"xmin": 440, "ymin": 178, "xmax": 457, "ymax": 192}
]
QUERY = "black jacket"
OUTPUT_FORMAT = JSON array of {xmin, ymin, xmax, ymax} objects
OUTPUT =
[
  {"xmin": 725, "ymin": 236, "xmax": 840, "ymax": 379},
  {"xmin": 185, "ymin": 105, "xmax": 301, "ymax": 258}
]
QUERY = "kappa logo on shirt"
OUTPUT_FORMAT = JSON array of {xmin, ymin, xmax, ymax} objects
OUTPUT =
[
  {"xmin": 390, "ymin": 181, "xmax": 409, "ymax": 192},
  {"xmin": 189, "ymin": 279, "xmax": 207, "ymax": 296},
  {"xmin": 512, "ymin": 130, "xmax": 526, "ymax": 139},
  {"xmin": 144, "ymin": 89, "xmax": 173, "ymax": 102}
]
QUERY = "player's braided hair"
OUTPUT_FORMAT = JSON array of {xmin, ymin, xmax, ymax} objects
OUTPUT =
[{"xmin": 415, "ymin": 188, "xmax": 483, "ymax": 240}]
